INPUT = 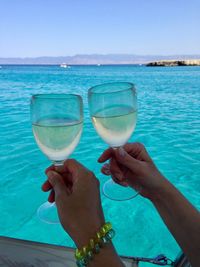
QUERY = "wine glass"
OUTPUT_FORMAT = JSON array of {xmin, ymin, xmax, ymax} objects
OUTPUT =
[
  {"xmin": 30, "ymin": 94, "xmax": 83, "ymax": 223},
  {"xmin": 88, "ymin": 82, "xmax": 138, "ymax": 201}
]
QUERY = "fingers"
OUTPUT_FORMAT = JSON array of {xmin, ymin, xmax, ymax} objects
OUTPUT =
[
  {"xmin": 114, "ymin": 147, "xmax": 141, "ymax": 172},
  {"xmin": 42, "ymin": 180, "xmax": 52, "ymax": 192},
  {"xmin": 111, "ymin": 177, "xmax": 129, "ymax": 187},
  {"xmin": 45, "ymin": 165, "xmax": 55, "ymax": 174},
  {"xmin": 43, "ymin": 165, "xmax": 68, "ymax": 192},
  {"xmin": 101, "ymin": 160, "xmax": 129, "ymax": 187},
  {"xmin": 109, "ymin": 158, "xmax": 124, "ymax": 182},
  {"xmin": 63, "ymin": 159, "xmax": 84, "ymax": 174},
  {"xmin": 98, "ymin": 148, "xmax": 113, "ymax": 163},
  {"xmin": 45, "ymin": 165, "xmax": 66, "ymax": 175},
  {"xmin": 98, "ymin": 144, "xmax": 141, "ymax": 172},
  {"xmin": 47, "ymin": 171, "xmax": 66, "ymax": 195},
  {"xmin": 123, "ymin": 143, "xmax": 153, "ymax": 163},
  {"xmin": 98, "ymin": 143, "xmax": 152, "ymax": 165},
  {"xmin": 48, "ymin": 189, "xmax": 55, "ymax": 203},
  {"xmin": 44, "ymin": 160, "xmax": 82, "ymax": 199},
  {"xmin": 101, "ymin": 163, "xmax": 111, "ymax": 175}
]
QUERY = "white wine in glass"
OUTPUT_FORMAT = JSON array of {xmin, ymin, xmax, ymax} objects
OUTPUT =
[
  {"xmin": 92, "ymin": 106, "xmax": 137, "ymax": 147},
  {"xmin": 88, "ymin": 82, "xmax": 138, "ymax": 201},
  {"xmin": 32, "ymin": 118, "xmax": 82, "ymax": 162},
  {"xmin": 31, "ymin": 94, "xmax": 83, "ymax": 223}
]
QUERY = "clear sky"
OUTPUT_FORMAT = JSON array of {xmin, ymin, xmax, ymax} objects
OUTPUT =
[{"xmin": 0, "ymin": 0, "xmax": 200, "ymax": 57}]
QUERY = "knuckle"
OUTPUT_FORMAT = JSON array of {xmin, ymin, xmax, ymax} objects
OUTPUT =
[
  {"xmin": 135, "ymin": 142, "xmax": 144, "ymax": 149},
  {"xmin": 65, "ymin": 158, "xmax": 79, "ymax": 168},
  {"xmin": 68, "ymin": 158, "xmax": 77, "ymax": 165}
]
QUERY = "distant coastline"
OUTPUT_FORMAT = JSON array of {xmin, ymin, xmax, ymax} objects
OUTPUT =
[
  {"xmin": 0, "ymin": 54, "xmax": 200, "ymax": 65},
  {"xmin": 146, "ymin": 59, "xmax": 200, "ymax": 67}
]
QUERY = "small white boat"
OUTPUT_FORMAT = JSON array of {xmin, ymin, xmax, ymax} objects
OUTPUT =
[
  {"xmin": 97, "ymin": 63, "xmax": 101, "ymax": 66},
  {"xmin": 60, "ymin": 63, "xmax": 68, "ymax": 68},
  {"xmin": 0, "ymin": 66, "xmax": 2, "ymax": 69}
]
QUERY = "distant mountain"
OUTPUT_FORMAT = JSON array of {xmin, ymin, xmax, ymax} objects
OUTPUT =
[{"xmin": 0, "ymin": 54, "xmax": 200, "ymax": 65}]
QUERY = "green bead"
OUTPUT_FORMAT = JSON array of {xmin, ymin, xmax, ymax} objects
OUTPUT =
[
  {"xmin": 89, "ymin": 238, "xmax": 95, "ymax": 249},
  {"xmin": 75, "ymin": 222, "xmax": 114, "ymax": 266},
  {"xmin": 75, "ymin": 249, "xmax": 84, "ymax": 260},
  {"xmin": 96, "ymin": 231, "xmax": 102, "ymax": 239},
  {"xmin": 104, "ymin": 222, "xmax": 112, "ymax": 232},
  {"xmin": 82, "ymin": 246, "xmax": 89, "ymax": 256},
  {"xmin": 100, "ymin": 227, "xmax": 106, "ymax": 235}
]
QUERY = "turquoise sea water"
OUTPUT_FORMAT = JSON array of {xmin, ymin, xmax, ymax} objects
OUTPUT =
[{"xmin": 0, "ymin": 65, "xmax": 200, "ymax": 264}]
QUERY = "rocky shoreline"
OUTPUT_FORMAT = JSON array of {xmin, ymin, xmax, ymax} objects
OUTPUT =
[{"xmin": 146, "ymin": 59, "xmax": 200, "ymax": 67}]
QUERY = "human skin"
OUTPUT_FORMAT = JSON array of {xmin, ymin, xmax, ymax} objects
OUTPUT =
[
  {"xmin": 99, "ymin": 143, "xmax": 200, "ymax": 267},
  {"xmin": 42, "ymin": 143, "xmax": 200, "ymax": 267},
  {"xmin": 42, "ymin": 159, "xmax": 124, "ymax": 267}
]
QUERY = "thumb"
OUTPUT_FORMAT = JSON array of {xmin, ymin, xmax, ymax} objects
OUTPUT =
[
  {"xmin": 114, "ymin": 147, "xmax": 141, "ymax": 172},
  {"xmin": 47, "ymin": 171, "xmax": 66, "ymax": 195}
]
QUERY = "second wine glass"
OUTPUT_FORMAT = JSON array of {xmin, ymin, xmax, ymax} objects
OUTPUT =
[{"xmin": 88, "ymin": 82, "xmax": 138, "ymax": 201}]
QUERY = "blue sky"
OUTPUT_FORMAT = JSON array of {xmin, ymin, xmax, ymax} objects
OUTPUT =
[{"xmin": 0, "ymin": 0, "xmax": 200, "ymax": 57}]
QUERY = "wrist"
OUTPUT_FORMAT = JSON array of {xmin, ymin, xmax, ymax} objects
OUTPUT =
[
  {"xmin": 149, "ymin": 177, "xmax": 174, "ymax": 203},
  {"xmin": 69, "ymin": 219, "xmax": 105, "ymax": 248},
  {"xmin": 75, "ymin": 223, "xmax": 121, "ymax": 267}
]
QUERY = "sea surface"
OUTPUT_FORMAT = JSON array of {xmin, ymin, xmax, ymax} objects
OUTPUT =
[{"xmin": 0, "ymin": 65, "xmax": 200, "ymax": 265}]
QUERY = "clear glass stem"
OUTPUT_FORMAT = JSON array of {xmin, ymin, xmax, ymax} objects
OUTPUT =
[
  {"xmin": 37, "ymin": 160, "xmax": 64, "ymax": 224},
  {"xmin": 53, "ymin": 160, "xmax": 64, "ymax": 167}
]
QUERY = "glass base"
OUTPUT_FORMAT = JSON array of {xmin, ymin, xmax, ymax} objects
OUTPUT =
[
  {"xmin": 103, "ymin": 179, "xmax": 139, "ymax": 201},
  {"xmin": 37, "ymin": 201, "xmax": 60, "ymax": 224}
]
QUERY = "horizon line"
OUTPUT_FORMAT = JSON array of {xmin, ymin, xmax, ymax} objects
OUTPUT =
[{"xmin": 1, "ymin": 53, "xmax": 200, "ymax": 59}]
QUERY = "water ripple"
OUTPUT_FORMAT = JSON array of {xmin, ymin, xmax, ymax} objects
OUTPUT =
[{"xmin": 0, "ymin": 65, "xmax": 200, "ymax": 259}]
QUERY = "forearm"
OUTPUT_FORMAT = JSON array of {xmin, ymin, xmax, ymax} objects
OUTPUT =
[{"xmin": 151, "ymin": 179, "xmax": 200, "ymax": 267}]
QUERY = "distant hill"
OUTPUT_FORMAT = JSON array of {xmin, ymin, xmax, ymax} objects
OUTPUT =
[{"xmin": 0, "ymin": 54, "xmax": 200, "ymax": 65}]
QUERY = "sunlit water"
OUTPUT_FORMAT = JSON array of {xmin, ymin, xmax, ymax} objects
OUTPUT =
[{"xmin": 0, "ymin": 65, "xmax": 200, "ymax": 265}]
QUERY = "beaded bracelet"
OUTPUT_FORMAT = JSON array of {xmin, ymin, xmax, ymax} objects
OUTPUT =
[{"xmin": 75, "ymin": 222, "xmax": 115, "ymax": 267}]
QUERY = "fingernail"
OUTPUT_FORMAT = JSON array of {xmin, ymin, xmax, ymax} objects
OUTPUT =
[{"xmin": 119, "ymin": 147, "xmax": 126, "ymax": 157}]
